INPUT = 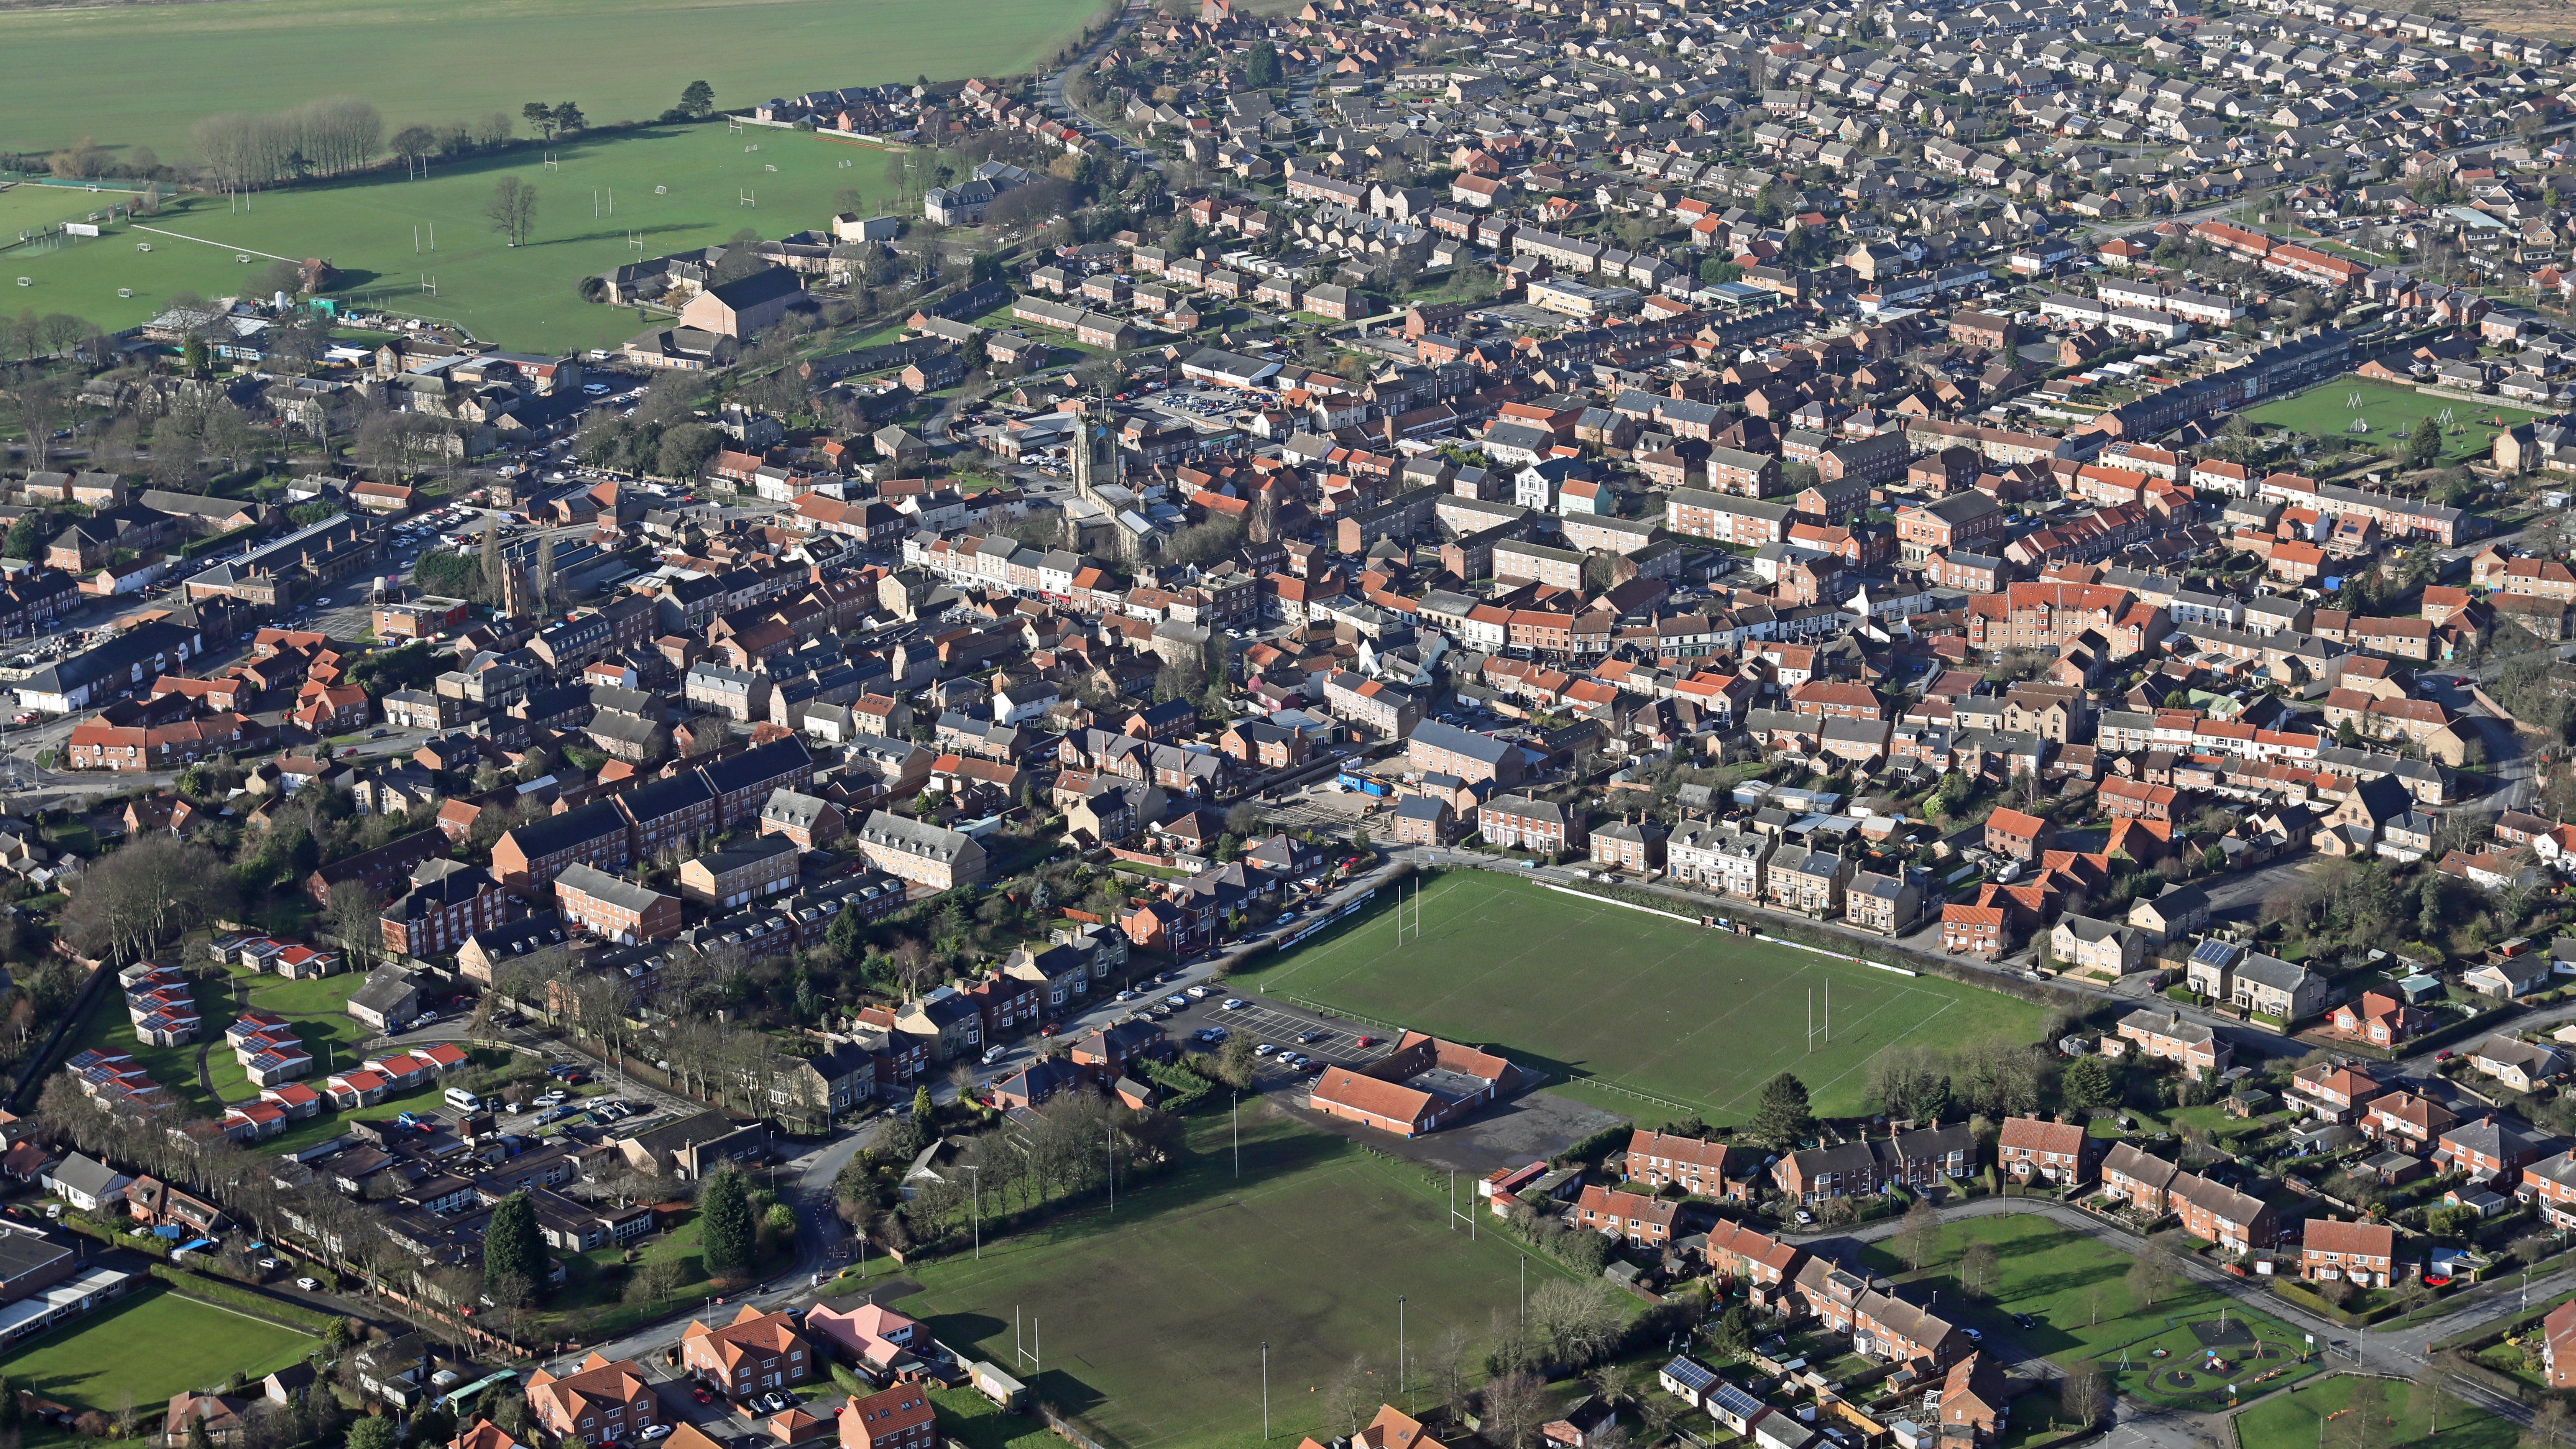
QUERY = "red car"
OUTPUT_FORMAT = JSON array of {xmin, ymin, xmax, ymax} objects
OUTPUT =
[
  {"xmin": 1039, "ymin": 1023, "xmax": 1060, "ymax": 1037},
  {"xmin": 1354, "ymin": 1035, "xmax": 1374, "ymax": 1048},
  {"xmin": 692, "ymin": 1389, "xmax": 713, "ymax": 1406}
]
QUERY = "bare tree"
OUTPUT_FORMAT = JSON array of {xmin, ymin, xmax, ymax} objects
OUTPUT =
[
  {"xmin": 2060, "ymin": 1360, "xmax": 2109, "ymax": 1429},
  {"xmin": 1319, "ymin": 1355, "xmax": 1374, "ymax": 1439},
  {"xmin": 1896, "ymin": 1196, "xmax": 1942, "ymax": 1272},
  {"xmin": 1427, "ymin": 1323, "xmax": 1475, "ymax": 1412},
  {"xmin": 1482, "ymin": 1371, "xmax": 1549, "ymax": 1449}
]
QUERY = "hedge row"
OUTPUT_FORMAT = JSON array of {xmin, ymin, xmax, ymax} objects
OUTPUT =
[{"xmin": 148, "ymin": 1265, "xmax": 339, "ymax": 1335}]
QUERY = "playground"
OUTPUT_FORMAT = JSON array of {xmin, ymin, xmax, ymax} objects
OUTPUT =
[
  {"xmin": 2100, "ymin": 1308, "xmax": 2317, "ymax": 1410},
  {"xmin": 2243, "ymin": 376, "xmax": 2541, "ymax": 464}
]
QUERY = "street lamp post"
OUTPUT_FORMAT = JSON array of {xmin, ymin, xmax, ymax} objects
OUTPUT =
[
  {"xmin": 966, "ymin": 1164, "xmax": 981, "ymax": 1260},
  {"xmin": 1398, "ymin": 1295, "xmax": 1406, "ymax": 1400},
  {"xmin": 1262, "ymin": 1341, "xmax": 1270, "ymax": 1441}
]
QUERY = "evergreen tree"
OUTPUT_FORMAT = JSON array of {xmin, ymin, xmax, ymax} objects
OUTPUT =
[
  {"xmin": 483, "ymin": 1190, "xmax": 549, "ymax": 1290},
  {"xmin": 911, "ymin": 1084, "xmax": 934, "ymax": 1122},
  {"xmin": 348, "ymin": 1416, "xmax": 399, "ymax": 1449},
  {"xmin": 1748, "ymin": 1071, "xmax": 1815, "ymax": 1149},
  {"xmin": 702, "ymin": 1165, "xmax": 757, "ymax": 1277},
  {"xmin": 2410, "ymin": 413, "xmax": 2442, "ymax": 469},
  {"xmin": 1246, "ymin": 41, "xmax": 1284, "ymax": 87},
  {"xmin": 680, "ymin": 80, "xmax": 717, "ymax": 118}
]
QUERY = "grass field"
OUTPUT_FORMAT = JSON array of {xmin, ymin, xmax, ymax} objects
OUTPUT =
[
  {"xmin": 880, "ymin": 1110, "xmax": 1598, "ymax": 1449},
  {"xmin": 0, "ymin": 0, "xmax": 1106, "ymax": 158},
  {"xmin": 2234, "ymin": 1372, "xmax": 2517, "ymax": 1449},
  {"xmin": 1858, "ymin": 1216, "xmax": 2320, "ymax": 1409},
  {"xmin": 1232, "ymin": 872, "xmax": 2050, "ymax": 1123},
  {"xmin": 0, "ymin": 182, "xmax": 130, "ymax": 242},
  {"xmin": 2242, "ymin": 377, "xmax": 2543, "ymax": 463},
  {"xmin": 0, "ymin": 1287, "xmax": 315, "ymax": 1414},
  {"xmin": 4, "ymin": 123, "xmax": 940, "ymax": 352}
]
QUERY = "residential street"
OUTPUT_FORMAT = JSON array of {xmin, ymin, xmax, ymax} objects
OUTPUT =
[{"xmin": 1822, "ymin": 1198, "xmax": 2542, "ymax": 1449}]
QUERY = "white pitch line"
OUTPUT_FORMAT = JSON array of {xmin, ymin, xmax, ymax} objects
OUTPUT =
[{"xmin": 127, "ymin": 223, "xmax": 300, "ymax": 264}]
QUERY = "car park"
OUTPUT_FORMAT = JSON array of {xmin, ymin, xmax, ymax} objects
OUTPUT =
[
  {"xmin": 1254, "ymin": 1043, "xmax": 1275, "ymax": 1056},
  {"xmin": 1164, "ymin": 995, "xmax": 1188, "ymax": 1008}
]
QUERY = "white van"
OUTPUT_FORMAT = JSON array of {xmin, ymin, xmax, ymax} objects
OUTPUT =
[{"xmin": 443, "ymin": 1087, "xmax": 483, "ymax": 1113}]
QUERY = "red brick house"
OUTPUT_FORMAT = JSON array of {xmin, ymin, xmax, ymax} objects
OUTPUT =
[
  {"xmin": 1996, "ymin": 1115, "xmax": 2096, "ymax": 1186},
  {"xmin": 838, "ymin": 1387, "xmax": 935, "ymax": 1449},
  {"xmin": 2301, "ymin": 1219, "xmax": 2400, "ymax": 1288},
  {"xmin": 1621, "ymin": 1130, "xmax": 1742, "ymax": 1199},
  {"xmin": 681, "ymin": 1306, "xmax": 817, "ymax": 1398},
  {"xmin": 526, "ymin": 1356, "xmax": 661, "ymax": 1444},
  {"xmin": 1983, "ymin": 808, "xmax": 2053, "ymax": 862},
  {"xmin": 1571, "ymin": 1184, "xmax": 1675, "ymax": 1247}
]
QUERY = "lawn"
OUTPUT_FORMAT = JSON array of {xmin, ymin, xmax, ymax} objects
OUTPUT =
[
  {"xmin": 204, "ymin": 970, "xmax": 371, "ymax": 1104},
  {"xmin": 881, "ymin": 1111, "xmax": 1604, "ymax": 1449},
  {"xmin": 932, "ymin": 1388, "xmax": 1059, "ymax": 1449},
  {"xmin": 1856, "ymin": 1216, "xmax": 2320, "ymax": 1410},
  {"xmin": 0, "ymin": 0, "xmax": 1107, "ymax": 158},
  {"xmin": 1231, "ymin": 872, "xmax": 2050, "ymax": 1123},
  {"xmin": 19, "ymin": 121, "xmax": 952, "ymax": 352},
  {"xmin": 2234, "ymin": 1372, "xmax": 2518, "ymax": 1449},
  {"xmin": 0, "ymin": 1287, "xmax": 315, "ymax": 1416},
  {"xmin": 2242, "ymin": 377, "xmax": 2543, "ymax": 464}
]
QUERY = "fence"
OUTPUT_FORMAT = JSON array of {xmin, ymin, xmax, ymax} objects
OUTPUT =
[
  {"xmin": 1037, "ymin": 1401, "xmax": 1116, "ymax": 1449},
  {"xmin": 9, "ymin": 954, "xmax": 110, "ymax": 1111}
]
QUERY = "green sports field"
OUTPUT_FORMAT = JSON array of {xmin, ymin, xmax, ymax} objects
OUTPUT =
[
  {"xmin": 2242, "ymin": 376, "xmax": 2543, "ymax": 463},
  {"xmin": 1233, "ymin": 872, "xmax": 2049, "ymax": 1123},
  {"xmin": 885, "ymin": 1111, "xmax": 1595, "ymax": 1449},
  {"xmin": 0, "ymin": 1287, "xmax": 315, "ymax": 1416},
  {"xmin": 0, "ymin": 183, "xmax": 130, "ymax": 243},
  {"xmin": 6, "ymin": 124, "xmax": 920, "ymax": 352},
  {"xmin": 0, "ymin": 0, "xmax": 1105, "ymax": 158}
]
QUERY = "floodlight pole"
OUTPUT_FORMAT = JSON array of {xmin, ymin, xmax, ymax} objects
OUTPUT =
[
  {"xmin": 966, "ymin": 1164, "xmax": 981, "ymax": 1259},
  {"xmin": 1398, "ymin": 1295, "xmax": 1406, "ymax": 1399},
  {"xmin": 1262, "ymin": 1341, "xmax": 1271, "ymax": 1440}
]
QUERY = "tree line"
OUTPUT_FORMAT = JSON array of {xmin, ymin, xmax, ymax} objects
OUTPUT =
[{"xmin": 192, "ymin": 97, "xmax": 386, "ymax": 193}]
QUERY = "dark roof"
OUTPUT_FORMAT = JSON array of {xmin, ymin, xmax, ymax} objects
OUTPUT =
[
  {"xmin": 704, "ymin": 266, "xmax": 806, "ymax": 309},
  {"xmin": 618, "ymin": 772, "xmax": 716, "ymax": 826},
  {"xmin": 504, "ymin": 799, "xmax": 628, "ymax": 859},
  {"xmin": 1410, "ymin": 719, "xmax": 1513, "ymax": 765},
  {"xmin": 700, "ymin": 737, "xmax": 813, "ymax": 794}
]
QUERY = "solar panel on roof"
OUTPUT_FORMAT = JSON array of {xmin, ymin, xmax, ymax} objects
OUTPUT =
[
  {"xmin": 1711, "ymin": 1384, "xmax": 1767, "ymax": 1421},
  {"xmin": 2190, "ymin": 938, "xmax": 2238, "ymax": 966},
  {"xmin": 1662, "ymin": 1358, "xmax": 1718, "ymax": 1395}
]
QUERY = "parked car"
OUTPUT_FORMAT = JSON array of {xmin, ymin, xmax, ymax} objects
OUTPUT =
[
  {"xmin": 295, "ymin": 1276, "xmax": 319, "ymax": 1291},
  {"xmin": 1222, "ymin": 999, "xmax": 1246, "ymax": 1010},
  {"xmin": 981, "ymin": 1045, "xmax": 1007, "ymax": 1065}
]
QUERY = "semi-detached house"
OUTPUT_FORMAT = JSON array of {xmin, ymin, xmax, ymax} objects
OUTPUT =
[
  {"xmin": 1772, "ymin": 1122, "xmax": 1975, "ymax": 1203},
  {"xmin": 682, "ymin": 1305, "xmax": 816, "ymax": 1396},
  {"xmin": 526, "ymin": 1355, "xmax": 661, "ymax": 1443},
  {"xmin": 1997, "ymin": 1114, "xmax": 2096, "ymax": 1185}
]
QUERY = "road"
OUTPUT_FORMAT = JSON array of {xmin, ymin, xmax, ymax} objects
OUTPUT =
[{"xmin": 1037, "ymin": 0, "xmax": 1159, "ymax": 170}]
